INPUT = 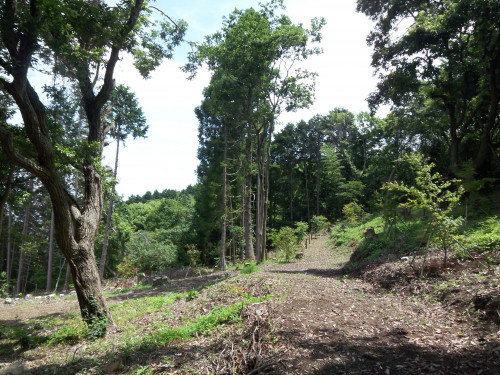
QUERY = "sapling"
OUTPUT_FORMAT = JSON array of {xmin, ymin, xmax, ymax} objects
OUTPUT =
[{"xmin": 382, "ymin": 153, "xmax": 464, "ymax": 275}]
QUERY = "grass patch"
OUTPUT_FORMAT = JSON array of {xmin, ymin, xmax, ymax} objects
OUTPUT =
[{"xmin": 123, "ymin": 293, "xmax": 270, "ymax": 352}]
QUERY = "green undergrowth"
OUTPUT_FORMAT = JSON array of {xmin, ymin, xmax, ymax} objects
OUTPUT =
[
  {"xmin": 330, "ymin": 213, "xmax": 499, "ymax": 271},
  {"xmin": 1, "ymin": 275, "xmax": 273, "ymax": 372},
  {"xmin": 125, "ymin": 293, "xmax": 270, "ymax": 353}
]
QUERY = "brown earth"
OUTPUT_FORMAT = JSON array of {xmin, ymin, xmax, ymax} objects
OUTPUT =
[{"xmin": 1, "ymin": 235, "xmax": 499, "ymax": 374}]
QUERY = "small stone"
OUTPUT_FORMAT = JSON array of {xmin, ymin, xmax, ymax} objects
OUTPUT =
[
  {"xmin": 401, "ymin": 256, "xmax": 410, "ymax": 262},
  {"xmin": 4, "ymin": 298, "xmax": 13, "ymax": 304},
  {"xmin": 24, "ymin": 294, "xmax": 33, "ymax": 300},
  {"xmin": 34, "ymin": 296, "xmax": 42, "ymax": 300}
]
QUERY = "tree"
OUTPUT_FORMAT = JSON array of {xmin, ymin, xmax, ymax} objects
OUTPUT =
[
  {"xmin": 186, "ymin": 0, "xmax": 324, "ymax": 262},
  {"xmin": 0, "ymin": 0, "xmax": 185, "ymax": 334},
  {"xmin": 357, "ymin": 0, "xmax": 500, "ymax": 174},
  {"xmin": 99, "ymin": 85, "xmax": 147, "ymax": 280},
  {"xmin": 383, "ymin": 153, "xmax": 464, "ymax": 273}
]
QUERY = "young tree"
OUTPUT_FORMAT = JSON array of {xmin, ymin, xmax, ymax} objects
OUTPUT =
[{"xmin": 0, "ymin": 0, "xmax": 185, "ymax": 333}]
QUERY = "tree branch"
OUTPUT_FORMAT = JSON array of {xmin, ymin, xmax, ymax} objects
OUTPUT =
[{"xmin": 0, "ymin": 126, "xmax": 48, "ymax": 178}]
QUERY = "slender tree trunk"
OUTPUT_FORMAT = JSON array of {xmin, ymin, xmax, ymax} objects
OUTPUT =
[
  {"xmin": 289, "ymin": 166, "xmax": 294, "ymax": 224},
  {"xmin": 220, "ymin": 123, "xmax": 227, "ymax": 271},
  {"xmin": 54, "ymin": 256, "xmax": 65, "ymax": 293},
  {"xmin": 316, "ymin": 131, "xmax": 321, "ymax": 216},
  {"xmin": 16, "ymin": 180, "xmax": 33, "ymax": 296},
  {"xmin": 6, "ymin": 207, "xmax": 12, "ymax": 290},
  {"xmin": 305, "ymin": 164, "xmax": 311, "ymax": 227},
  {"xmin": 244, "ymin": 136, "xmax": 254, "ymax": 260},
  {"xmin": 0, "ymin": 169, "xmax": 13, "ymax": 274},
  {"xmin": 46, "ymin": 209, "xmax": 55, "ymax": 293},
  {"xmin": 99, "ymin": 134, "xmax": 120, "ymax": 280}
]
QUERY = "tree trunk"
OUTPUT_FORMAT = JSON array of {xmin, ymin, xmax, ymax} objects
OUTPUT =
[
  {"xmin": 99, "ymin": 133, "xmax": 120, "ymax": 280},
  {"xmin": 0, "ymin": 168, "xmax": 13, "ymax": 274},
  {"xmin": 15, "ymin": 179, "xmax": 33, "ymax": 296},
  {"xmin": 316, "ymin": 131, "xmax": 321, "ymax": 216},
  {"xmin": 244, "ymin": 136, "xmax": 255, "ymax": 260},
  {"xmin": 220, "ymin": 123, "xmax": 227, "ymax": 271},
  {"xmin": 46, "ymin": 209, "xmax": 55, "ymax": 293},
  {"xmin": 305, "ymin": 164, "xmax": 311, "ymax": 228},
  {"xmin": 289, "ymin": 166, "xmax": 294, "ymax": 224},
  {"xmin": 6, "ymin": 205, "xmax": 12, "ymax": 293}
]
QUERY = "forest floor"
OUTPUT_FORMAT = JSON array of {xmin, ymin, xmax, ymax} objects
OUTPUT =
[{"xmin": 1, "ymin": 235, "xmax": 499, "ymax": 374}]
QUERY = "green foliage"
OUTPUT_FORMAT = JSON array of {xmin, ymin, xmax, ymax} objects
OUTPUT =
[
  {"xmin": 342, "ymin": 202, "xmax": 365, "ymax": 225},
  {"xmin": 273, "ymin": 226, "xmax": 300, "ymax": 262},
  {"xmin": 310, "ymin": 215, "xmax": 329, "ymax": 234},
  {"xmin": 122, "ymin": 231, "xmax": 178, "ymax": 271},
  {"xmin": 186, "ymin": 244, "xmax": 201, "ymax": 267},
  {"xmin": 381, "ymin": 153, "xmax": 465, "ymax": 270},
  {"xmin": 241, "ymin": 263, "xmax": 259, "ymax": 274},
  {"xmin": 455, "ymin": 216, "xmax": 500, "ymax": 257},
  {"xmin": 294, "ymin": 221, "xmax": 308, "ymax": 243},
  {"xmin": 186, "ymin": 290, "xmax": 199, "ymax": 301},
  {"xmin": 0, "ymin": 272, "xmax": 7, "ymax": 298}
]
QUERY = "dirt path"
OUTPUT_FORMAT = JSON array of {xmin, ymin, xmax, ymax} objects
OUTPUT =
[{"xmin": 260, "ymin": 235, "xmax": 500, "ymax": 375}]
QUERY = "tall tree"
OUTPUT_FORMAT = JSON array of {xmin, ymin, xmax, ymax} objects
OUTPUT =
[
  {"xmin": 357, "ymin": 0, "xmax": 500, "ymax": 174},
  {"xmin": 0, "ymin": 0, "xmax": 185, "ymax": 332},
  {"xmin": 99, "ymin": 85, "xmax": 147, "ymax": 280},
  {"xmin": 186, "ymin": 0, "xmax": 324, "ymax": 261}
]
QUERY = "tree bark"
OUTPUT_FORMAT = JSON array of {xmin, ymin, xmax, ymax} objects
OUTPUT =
[{"xmin": 46, "ymin": 209, "xmax": 55, "ymax": 293}]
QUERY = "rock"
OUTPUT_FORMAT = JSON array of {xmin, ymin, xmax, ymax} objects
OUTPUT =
[
  {"xmin": 0, "ymin": 363, "xmax": 32, "ymax": 375},
  {"xmin": 59, "ymin": 294, "xmax": 65, "ymax": 298},
  {"xmin": 24, "ymin": 294, "xmax": 33, "ymax": 300},
  {"xmin": 34, "ymin": 296, "xmax": 42, "ymax": 300},
  {"xmin": 401, "ymin": 256, "xmax": 410, "ymax": 262},
  {"xmin": 4, "ymin": 298, "xmax": 13, "ymax": 305},
  {"xmin": 295, "ymin": 252, "xmax": 304, "ymax": 260}
]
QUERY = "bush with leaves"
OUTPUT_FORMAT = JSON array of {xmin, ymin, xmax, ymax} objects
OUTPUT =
[
  {"xmin": 342, "ymin": 202, "xmax": 365, "ymax": 225},
  {"xmin": 273, "ymin": 226, "xmax": 300, "ymax": 262},
  {"xmin": 382, "ymin": 153, "xmax": 464, "ymax": 273},
  {"xmin": 310, "ymin": 215, "xmax": 329, "ymax": 235},
  {"xmin": 122, "ymin": 231, "xmax": 178, "ymax": 272},
  {"xmin": 294, "ymin": 221, "xmax": 308, "ymax": 243}
]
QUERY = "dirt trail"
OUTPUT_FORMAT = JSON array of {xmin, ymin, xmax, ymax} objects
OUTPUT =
[{"xmin": 259, "ymin": 235, "xmax": 500, "ymax": 375}]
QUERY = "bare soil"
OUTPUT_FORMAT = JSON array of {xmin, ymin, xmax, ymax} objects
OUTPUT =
[{"xmin": 1, "ymin": 235, "xmax": 499, "ymax": 374}]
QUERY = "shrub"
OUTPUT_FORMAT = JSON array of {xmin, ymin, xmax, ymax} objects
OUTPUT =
[
  {"xmin": 186, "ymin": 244, "xmax": 201, "ymax": 267},
  {"xmin": 310, "ymin": 215, "xmax": 329, "ymax": 234},
  {"xmin": 241, "ymin": 263, "xmax": 259, "ymax": 274},
  {"xmin": 342, "ymin": 202, "xmax": 365, "ymax": 225},
  {"xmin": 274, "ymin": 227, "xmax": 300, "ymax": 262},
  {"xmin": 294, "ymin": 221, "xmax": 308, "ymax": 243}
]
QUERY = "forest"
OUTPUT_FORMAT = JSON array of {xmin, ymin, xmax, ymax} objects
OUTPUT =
[{"xmin": 0, "ymin": 0, "xmax": 499, "ymax": 374}]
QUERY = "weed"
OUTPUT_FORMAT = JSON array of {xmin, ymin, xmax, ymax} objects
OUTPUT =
[
  {"xmin": 186, "ymin": 289, "xmax": 199, "ymax": 301},
  {"xmin": 241, "ymin": 263, "xmax": 259, "ymax": 274}
]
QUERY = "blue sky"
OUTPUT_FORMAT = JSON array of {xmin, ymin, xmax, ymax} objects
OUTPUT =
[{"xmin": 104, "ymin": 0, "xmax": 382, "ymax": 198}]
